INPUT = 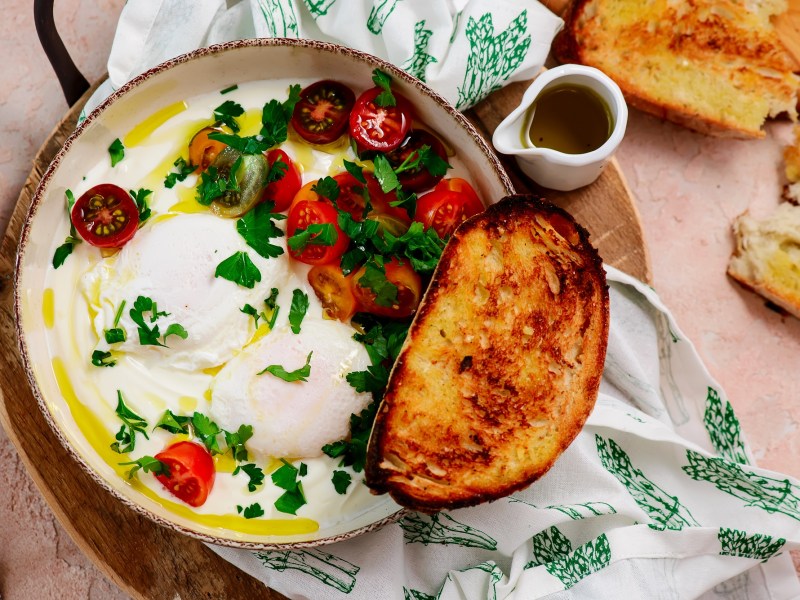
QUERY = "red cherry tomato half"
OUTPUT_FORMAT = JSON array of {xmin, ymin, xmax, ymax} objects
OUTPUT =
[
  {"xmin": 263, "ymin": 149, "xmax": 302, "ymax": 212},
  {"xmin": 71, "ymin": 184, "xmax": 139, "ymax": 248},
  {"xmin": 287, "ymin": 200, "xmax": 350, "ymax": 265},
  {"xmin": 384, "ymin": 129, "xmax": 449, "ymax": 193},
  {"xmin": 414, "ymin": 178, "xmax": 484, "ymax": 239},
  {"xmin": 154, "ymin": 441, "xmax": 215, "ymax": 507},
  {"xmin": 349, "ymin": 87, "xmax": 413, "ymax": 152},
  {"xmin": 308, "ymin": 264, "xmax": 360, "ymax": 321},
  {"xmin": 351, "ymin": 258, "xmax": 422, "ymax": 319},
  {"xmin": 189, "ymin": 126, "xmax": 227, "ymax": 172},
  {"xmin": 333, "ymin": 172, "xmax": 369, "ymax": 221},
  {"xmin": 291, "ymin": 80, "xmax": 356, "ymax": 145}
]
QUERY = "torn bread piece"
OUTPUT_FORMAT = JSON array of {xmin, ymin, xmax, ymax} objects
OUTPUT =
[{"xmin": 365, "ymin": 196, "xmax": 609, "ymax": 512}]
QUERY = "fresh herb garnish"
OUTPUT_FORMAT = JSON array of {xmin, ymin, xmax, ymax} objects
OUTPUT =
[
  {"xmin": 233, "ymin": 463, "xmax": 265, "ymax": 492},
  {"xmin": 196, "ymin": 158, "xmax": 242, "ymax": 205},
  {"xmin": 207, "ymin": 132, "xmax": 270, "ymax": 155},
  {"xmin": 311, "ymin": 176, "xmax": 340, "ymax": 203},
  {"xmin": 240, "ymin": 303, "xmax": 265, "ymax": 328},
  {"xmin": 192, "ymin": 412, "xmax": 223, "ymax": 455},
  {"xmin": 120, "ymin": 455, "xmax": 169, "ymax": 479},
  {"xmin": 237, "ymin": 503, "xmax": 265, "ymax": 519},
  {"xmin": 236, "ymin": 202, "xmax": 284, "ymax": 259},
  {"xmin": 260, "ymin": 84, "xmax": 302, "ymax": 147},
  {"xmin": 53, "ymin": 189, "xmax": 81, "ymax": 269},
  {"xmin": 129, "ymin": 188, "xmax": 153, "ymax": 225},
  {"xmin": 154, "ymin": 409, "xmax": 191, "ymax": 435},
  {"xmin": 258, "ymin": 351, "xmax": 313, "ymax": 382},
  {"xmin": 372, "ymin": 154, "xmax": 401, "ymax": 194},
  {"xmin": 372, "ymin": 69, "xmax": 396, "ymax": 107},
  {"xmin": 271, "ymin": 460, "xmax": 307, "ymax": 515},
  {"xmin": 213, "ymin": 100, "xmax": 245, "ymax": 133},
  {"xmin": 109, "ymin": 138, "xmax": 125, "ymax": 166},
  {"xmin": 389, "ymin": 188, "xmax": 418, "ymax": 220},
  {"xmin": 343, "ymin": 159, "xmax": 367, "ymax": 184},
  {"xmin": 224, "ymin": 424, "xmax": 253, "ymax": 462},
  {"xmin": 287, "ymin": 223, "xmax": 338, "ymax": 253},
  {"xmin": 288, "ymin": 289, "xmax": 309, "ymax": 334},
  {"xmin": 104, "ymin": 300, "xmax": 127, "ymax": 344},
  {"xmin": 129, "ymin": 295, "xmax": 187, "ymax": 347},
  {"xmin": 265, "ymin": 288, "xmax": 280, "ymax": 329},
  {"xmin": 164, "ymin": 156, "xmax": 195, "ymax": 188},
  {"xmin": 110, "ymin": 390, "xmax": 149, "ymax": 453},
  {"xmin": 215, "ymin": 251, "xmax": 262, "ymax": 289},
  {"xmin": 91, "ymin": 350, "xmax": 116, "ymax": 368},
  {"xmin": 331, "ymin": 470, "xmax": 352, "ymax": 494},
  {"xmin": 357, "ymin": 258, "xmax": 398, "ymax": 308},
  {"xmin": 220, "ymin": 84, "xmax": 238, "ymax": 95}
]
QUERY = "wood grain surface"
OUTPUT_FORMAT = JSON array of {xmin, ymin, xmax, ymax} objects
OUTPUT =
[{"xmin": 0, "ymin": 75, "xmax": 650, "ymax": 599}]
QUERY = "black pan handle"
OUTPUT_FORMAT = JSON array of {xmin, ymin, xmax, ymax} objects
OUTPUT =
[{"xmin": 34, "ymin": 0, "xmax": 91, "ymax": 106}]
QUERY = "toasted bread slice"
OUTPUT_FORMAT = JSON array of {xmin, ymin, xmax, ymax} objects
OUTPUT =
[
  {"xmin": 553, "ymin": 0, "xmax": 799, "ymax": 139},
  {"xmin": 365, "ymin": 196, "xmax": 609, "ymax": 512}
]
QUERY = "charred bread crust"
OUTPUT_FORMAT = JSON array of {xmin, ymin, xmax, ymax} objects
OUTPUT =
[{"xmin": 365, "ymin": 196, "xmax": 610, "ymax": 512}]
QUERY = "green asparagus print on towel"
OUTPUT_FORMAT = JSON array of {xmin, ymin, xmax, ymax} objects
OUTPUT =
[
  {"xmin": 368, "ymin": 0, "xmax": 402, "ymax": 34},
  {"xmin": 402, "ymin": 20, "xmax": 438, "ymax": 82},
  {"xmin": 255, "ymin": 548, "xmax": 360, "ymax": 593},
  {"xmin": 303, "ymin": 0, "xmax": 337, "ymax": 18},
  {"xmin": 718, "ymin": 527, "xmax": 786, "ymax": 562},
  {"xmin": 547, "ymin": 501, "xmax": 618, "ymax": 520},
  {"xmin": 597, "ymin": 435, "xmax": 700, "ymax": 530},
  {"xmin": 544, "ymin": 533, "xmax": 611, "ymax": 589},
  {"xmin": 403, "ymin": 589, "xmax": 436, "ymax": 600},
  {"xmin": 525, "ymin": 526, "xmax": 573, "ymax": 569},
  {"xmin": 400, "ymin": 513, "xmax": 497, "ymax": 549},
  {"xmin": 683, "ymin": 450, "xmax": 800, "ymax": 521},
  {"xmin": 257, "ymin": 0, "xmax": 299, "ymax": 37},
  {"xmin": 456, "ymin": 11, "xmax": 531, "ymax": 109},
  {"xmin": 704, "ymin": 387, "xmax": 749, "ymax": 465}
]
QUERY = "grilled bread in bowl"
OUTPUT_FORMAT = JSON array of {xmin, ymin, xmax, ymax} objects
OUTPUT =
[{"xmin": 365, "ymin": 196, "xmax": 609, "ymax": 512}]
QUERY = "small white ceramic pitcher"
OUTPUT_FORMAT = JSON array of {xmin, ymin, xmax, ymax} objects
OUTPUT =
[{"xmin": 493, "ymin": 64, "xmax": 628, "ymax": 191}]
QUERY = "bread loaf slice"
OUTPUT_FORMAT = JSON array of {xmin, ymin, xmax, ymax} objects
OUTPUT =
[
  {"xmin": 728, "ymin": 203, "xmax": 800, "ymax": 318},
  {"xmin": 365, "ymin": 196, "xmax": 609, "ymax": 512},
  {"xmin": 553, "ymin": 0, "xmax": 799, "ymax": 139}
]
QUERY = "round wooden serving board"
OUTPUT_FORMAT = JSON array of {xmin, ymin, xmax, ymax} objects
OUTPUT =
[{"xmin": 0, "ymin": 79, "xmax": 650, "ymax": 599}]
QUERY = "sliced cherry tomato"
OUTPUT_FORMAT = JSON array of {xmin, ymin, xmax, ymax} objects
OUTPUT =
[
  {"xmin": 208, "ymin": 147, "xmax": 269, "ymax": 218},
  {"xmin": 333, "ymin": 172, "xmax": 369, "ymax": 220},
  {"xmin": 262, "ymin": 149, "xmax": 302, "ymax": 212},
  {"xmin": 71, "ymin": 184, "xmax": 139, "ymax": 248},
  {"xmin": 308, "ymin": 264, "xmax": 360, "ymax": 321},
  {"xmin": 414, "ymin": 178, "xmax": 484, "ymax": 239},
  {"xmin": 154, "ymin": 441, "xmax": 215, "ymax": 507},
  {"xmin": 364, "ymin": 173, "xmax": 413, "ymax": 225},
  {"xmin": 291, "ymin": 80, "xmax": 356, "ymax": 145},
  {"xmin": 189, "ymin": 126, "xmax": 227, "ymax": 172},
  {"xmin": 384, "ymin": 129, "xmax": 448, "ymax": 192},
  {"xmin": 349, "ymin": 87, "xmax": 413, "ymax": 152},
  {"xmin": 351, "ymin": 258, "xmax": 422, "ymax": 319},
  {"xmin": 287, "ymin": 200, "xmax": 350, "ymax": 265}
]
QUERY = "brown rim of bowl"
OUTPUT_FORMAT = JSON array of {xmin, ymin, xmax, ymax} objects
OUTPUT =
[{"xmin": 14, "ymin": 37, "xmax": 514, "ymax": 550}]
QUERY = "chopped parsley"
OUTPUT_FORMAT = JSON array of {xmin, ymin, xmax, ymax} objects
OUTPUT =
[
  {"xmin": 311, "ymin": 176, "xmax": 340, "ymax": 203},
  {"xmin": 220, "ymin": 84, "xmax": 238, "ymax": 95},
  {"xmin": 372, "ymin": 69, "xmax": 396, "ymax": 107},
  {"xmin": 225, "ymin": 424, "xmax": 253, "ymax": 462},
  {"xmin": 343, "ymin": 159, "xmax": 367, "ymax": 184},
  {"xmin": 196, "ymin": 158, "xmax": 241, "ymax": 205},
  {"xmin": 233, "ymin": 463, "xmax": 265, "ymax": 492},
  {"xmin": 110, "ymin": 390, "xmax": 149, "ymax": 454},
  {"xmin": 287, "ymin": 223, "xmax": 338, "ymax": 253},
  {"xmin": 129, "ymin": 188, "xmax": 153, "ymax": 225},
  {"xmin": 120, "ymin": 455, "xmax": 168, "ymax": 480},
  {"xmin": 260, "ymin": 84, "xmax": 302, "ymax": 147},
  {"xmin": 265, "ymin": 288, "xmax": 280, "ymax": 329},
  {"xmin": 91, "ymin": 350, "xmax": 116, "ymax": 368},
  {"xmin": 258, "ymin": 351, "xmax": 313, "ymax": 382},
  {"xmin": 372, "ymin": 154, "xmax": 401, "ymax": 194},
  {"xmin": 213, "ymin": 100, "xmax": 244, "ymax": 133},
  {"xmin": 191, "ymin": 412, "xmax": 223, "ymax": 455},
  {"xmin": 288, "ymin": 289, "xmax": 309, "ymax": 334},
  {"xmin": 129, "ymin": 295, "xmax": 188, "ymax": 347},
  {"xmin": 236, "ymin": 203, "xmax": 284, "ymax": 259},
  {"xmin": 52, "ymin": 189, "xmax": 81, "ymax": 269},
  {"xmin": 357, "ymin": 258, "xmax": 398, "ymax": 308},
  {"xmin": 215, "ymin": 251, "xmax": 262, "ymax": 289},
  {"xmin": 108, "ymin": 138, "xmax": 125, "ymax": 166},
  {"xmin": 240, "ymin": 303, "xmax": 265, "ymax": 328},
  {"xmin": 104, "ymin": 300, "xmax": 127, "ymax": 344},
  {"xmin": 207, "ymin": 132, "xmax": 270, "ymax": 155},
  {"xmin": 154, "ymin": 409, "xmax": 191, "ymax": 435},
  {"xmin": 237, "ymin": 503, "xmax": 265, "ymax": 519},
  {"xmin": 154, "ymin": 410, "xmax": 253, "ymax": 460},
  {"xmin": 164, "ymin": 157, "xmax": 195, "ymax": 188},
  {"xmin": 271, "ymin": 460, "xmax": 307, "ymax": 515},
  {"xmin": 331, "ymin": 470, "xmax": 352, "ymax": 494}
]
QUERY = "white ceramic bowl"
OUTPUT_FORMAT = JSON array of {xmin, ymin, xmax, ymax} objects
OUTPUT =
[{"xmin": 15, "ymin": 39, "xmax": 513, "ymax": 549}]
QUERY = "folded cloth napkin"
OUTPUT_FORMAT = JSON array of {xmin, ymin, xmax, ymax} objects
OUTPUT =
[{"xmin": 86, "ymin": 2, "xmax": 800, "ymax": 598}]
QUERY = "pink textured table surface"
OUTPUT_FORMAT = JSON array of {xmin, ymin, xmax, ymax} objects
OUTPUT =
[{"xmin": 1, "ymin": 2, "xmax": 799, "ymax": 598}]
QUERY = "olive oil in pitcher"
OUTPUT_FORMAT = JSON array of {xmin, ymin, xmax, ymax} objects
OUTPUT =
[{"xmin": 524, "ymin": 84, "xmax": 613, "ymax": 154}]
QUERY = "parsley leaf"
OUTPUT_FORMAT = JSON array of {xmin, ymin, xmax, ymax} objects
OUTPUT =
[
  {"xmin": 129, "ymin": 295, "xmax": 187, "ymax": 347},
  {"xmin": 129, "ymin": 188, "xmax": 153, "ymax": 225},
  {"xmin": 120, "ymin": 455, "xmax": 168, "ymax": 480},
  {"xmin": 386, "ymin": 221, "xmax": 445, "ymax": 275},
  {"xmin": 271, "ymin": 460, "xmax": 307, "ymax": 515},
  {"xmin": 192, "ymin": 412, "xmax": 223, "ymax": 455},
  {"xmin": 321, "ymin": 403, "xmax": 376, "ymax": 473},
  {"xmin": 164, "ymin": 156, "xmax": 195, "ymax": 188},
  {"xmin": 207, "ymin": 132, "xmax": 270, "ymax": 155},
  {"xmin": 372, "ymin": 154, "xmax": 401, "ymax": 193},
  {"xmin": 311, "ymin": 176, "xmax": 340, "ymax": 203},
  {"xmin": 372, "ymin": 69, "xmax": 396, "ymax": 107},
  {"xmin": 287, "ymin": 223, "xmax": 338, "ymax": 253},
  {"xmin": 220, "ymin": 84, "xmax": 238, "ymax": 94},
  {"xmin": 233, "ymin": 463, "xmax": 265, "ymax": 492},
  {"xmin": 213, "ymin": 100, "xmax": 245, "ymax": 133},
  {"xmin": 240, "ymin": 303, "xmax": 265, "ymax": 328},
  {"xmin": 224, "ymin": 424, "xmax": 253, "ymax": 462},
  {"xmin": 393, "ymin": 144, "xmax": 451, "ymax": 178},
  {"xmin": 236, "ymin": 203, "xmax": 284, "ymax": 259},
  {"xmin": 163, "ymin": 323, "xmax": 189, "ymax": 343},
  {"xmin": 258, "ymin": 351, "xmax": 313, "ymax": 382},
  {"xmin": 237, "ymin": 503, "xmax": 265, "ymax": 519},
  {"xmin": 390, "ymin": 188, "xmax": 417, "ymax": 220},
  {"xmin": 357, "ymin": 259, "xmax": 398, "ymax": 307},
  {"xmin": 288, "ymin": 289, "xmax": 309, "ymax": 334},
  {"xmin": 91, "ymin": 350, "xmax": 116, "ymax": 368},
  {"xmin": 104, "ymin": 300, "xmax": 127, "ymax": 344},
  {"xmin": 196, "ymin": 156, "xmax": 242, "ymax": 205},
  {"xmin": 53, "ymin": 189, "xmax": 81, "ymax": 269},
  {"xmin": 343, "ymin": 160, "xmax": 367, "ymax": 184},
  {"xmin": 331, "ymin": 470, "xmax": 352, "ymax": 494},
  {"xmin": 109, "ymin": 138, "xmax": 125, "ymax": 166},
  {"xmin": 154, "ymin": 409, "xmax": 191, "ymax": 435},
  {"xmin": 110, "ymin": 390, "xmax": 149, "ymax": 454},
  {"xmin": 215, "ymin": 251, "xmax": 262, "ymax": 289},
  {"xmin": 260, "ymin": 84, "xmax": 302, "ymax": 147},
  {"xmin": 265, "ymin": 288, "xmax": 280, "ymax": 329}
]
